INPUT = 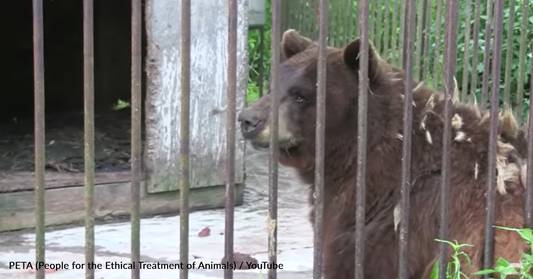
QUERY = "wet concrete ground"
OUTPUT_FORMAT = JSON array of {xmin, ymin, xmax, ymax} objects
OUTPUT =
[{"xmin": 0, "ymin": 143, "xmax": 315, "ymax": 279}]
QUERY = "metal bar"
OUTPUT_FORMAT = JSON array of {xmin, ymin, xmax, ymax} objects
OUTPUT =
[
  {"xmin": 398, "ymin": 0, "xmax": 416, "ymax": 276},
  {"xmin": 438, "ymin": 0, "xmax": 460, "ymax": 277},
  {"xmin": 480, "ymin": 0, "xmax": 493, "ymax": 109},
  {"xmin": 313, "ymin": 0, "xmax": 327, "ymax": 277},
  {"xmin": 355, "ymin": 0, "xmax": 370, "ymax": 277},
  {"xmin": 515, "ymin": 0, "xmax": 529, "ymax": 122},
  {"xmin": 527, "ymin": 47, "xmax": 533, "ymax": 228},
  {"xmin": 502, "ymin": 0, "xmax": 516, "ymax": 109},
  {"xmin": 470, "ymin": 0, "xmax": 482, "ymax": 99},
  {"xmin": 83, "ymin": 0, "xmax": 96, "ymax": 278},
  {"xmin": 179, "ymin": 0, "xmax": 191, "ymax": 279},
  {"xmin": 483, "ymin": 0, "xmax": 504, "ymax": 273},
  {"xmin": 461, "ymin": 0, "xmax": 472, "ymax": 102},
  {"xmin": 225, "ymin": 0, "xmax": 238, "ymax": 278},
  {"xmin": 32, "ymin": 0, "xmax": 46, "ymax": 278},
  {"xmin": 432, "ymin": 0, "xmax": 443, "ymax": 88},
  {"xmin": 130, "ymin": 0, "xmax": 143, "ymax": 278},
  {"xmin": 268, "ymin": 0, "xmax": 281, "ymax": 278}
]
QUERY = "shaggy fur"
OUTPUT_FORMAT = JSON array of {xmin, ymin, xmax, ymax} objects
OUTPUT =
[{"xmin": 238, "ymin": 29, "xmax": 531, "ymax": 279}]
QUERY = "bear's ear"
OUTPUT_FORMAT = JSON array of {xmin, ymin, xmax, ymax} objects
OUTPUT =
[
  {"xmin": 281, "ymin": 29, "xmax": 313, "ymax": 59},
  {"xmin": 342, "ymin": 37, "xmax": 383, "ymax": 80}
]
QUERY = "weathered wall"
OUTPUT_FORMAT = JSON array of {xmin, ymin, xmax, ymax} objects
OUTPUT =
[{"xmin": 144, "ymin": 0, "xmax": 248, "ymax": 193}]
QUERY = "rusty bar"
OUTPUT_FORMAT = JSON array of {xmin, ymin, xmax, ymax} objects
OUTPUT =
[
  {"xmin": 502, "ymin": 0, "xmax": 516, "ymax": 109},
  {"xmin": 179, "ymin": 0, "xmax": 191, "ymax": 278},
  {"xmin": 515, "ymin": 0, "xmax": 529, "ymax": 121},
  {"xmin": 438, "ymin": 0, "xmax": 460, "ymax": 277},
  {"xmin": 527, "ymin": 48, "xmax": 533, "ymax": 228},
  {"xmin": 258, "ymin": 27, "xmax": 265, "ymax": 98},
  {"xmin": 460, "ymin": 0, "xmax": 472, "ymax": 102},
  {"xmin": 482, "ymin": 0, "xmax": 504, "ymax": 272},
  {"xmin": 398, "ymin": 0, "xmax": 416, "ymax": 276},
  {"xmin": 83, "ymin": 0, "xmax": 96, "ymax": 278},
  {"xmin": 355, "ymin": 0, "xmax": 369, "ymax": 276},
  {"xmin": 480, "ymin": 0, "xmax": 493, "ymax": 109},
  {"xmin": 224, "ymin": 0, "xmax": 238, "ymax": 278},
  {"xmin": 413, "ymin": 0, "xmax": 423, "ymax": 81},
  {"xmin": 130, "ymin": 0, "xmax": 142, "ymax": 278},
  {"xmin": 383, "ymin": 0, "xmax": 390, "ymax": 54},
  {"xmin": 313, "ymin": 0, "xmax": 327, "ymax": 278},
  {"xmin": 32, "ymin": 0, "xmax": 46, "ymax": 278},
  {"xmin": 268, "ymin": 0, "xmax": 281, "ymax": 278},
  {"xmin": 82, "ymin": 0, "xmax": 96, "ymax": 278},
  {"xmin": 469, "ymin": 0, "xmax": 482, "ymax": 99},
  {"xmin": 432, "ymin": 0, "xmax": 443, "ymax": 88}
]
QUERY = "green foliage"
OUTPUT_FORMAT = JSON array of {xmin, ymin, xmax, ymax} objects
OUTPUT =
[
  {"xmin": 246, "ymin": 1, "xmax": 271, "ymax": 105},
  {"xmin": 245, "ymin": 0, "xmax": 533, "ymax": 121},
  {"xmin": 430, "ymin": 239, "xmax": 473, "ymax": 279}
]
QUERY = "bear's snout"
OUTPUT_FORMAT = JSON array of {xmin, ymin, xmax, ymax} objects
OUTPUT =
[{"xmin": 238, "ymin": 110, "xmax": 262, "ymax": 138}]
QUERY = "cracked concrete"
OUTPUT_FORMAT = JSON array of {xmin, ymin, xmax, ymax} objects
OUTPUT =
[{"xmin": 0, "ymin": 144, "xmax": 315, "ymax": 279}]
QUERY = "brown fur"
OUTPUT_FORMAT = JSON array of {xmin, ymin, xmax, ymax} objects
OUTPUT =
[{"xmin": 238, "ymin": 29, "xmax": 531, "ymax": 278}]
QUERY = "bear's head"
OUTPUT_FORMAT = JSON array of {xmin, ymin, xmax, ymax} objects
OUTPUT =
[{"xmin": 238, "ymin": 29, "xmax": 399, "ymax": 168}]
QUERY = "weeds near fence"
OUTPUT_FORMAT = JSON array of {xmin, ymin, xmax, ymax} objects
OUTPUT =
[{"xmin": 429, "ymin": 226, "xmax": 533, "ymax": 279}]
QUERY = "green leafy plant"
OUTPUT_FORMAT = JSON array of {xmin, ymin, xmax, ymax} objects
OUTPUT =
[
  {"xmin": 473, "ymin": 226, "xmax": 533, "ymax": 279},
  {"xmin": 430, "ymin": 239, "xmax": 473, "ymax": 279}
]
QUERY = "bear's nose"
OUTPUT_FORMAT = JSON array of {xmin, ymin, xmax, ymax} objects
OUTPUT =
[{"xmin": 238, "ymin": 110, "xmax": 261, "ymax": 135}]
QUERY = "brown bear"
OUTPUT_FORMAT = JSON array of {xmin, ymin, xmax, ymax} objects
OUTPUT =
[{"xmin": 238, "ymin": 29, "xmax": 531, "ymax": 279}]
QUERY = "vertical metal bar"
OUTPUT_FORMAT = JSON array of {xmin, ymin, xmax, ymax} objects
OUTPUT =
[
  {"xmin": 480, "ymin": 0, "xmax": 493, "ymax": 109},
  {"xmin": 482, "ymin": 0, "xmax": 504, "ymax": 273},
  {"xmin": 83, "ymin": 0, "xmax": 95, "ymax": 278},
  {"xmin": 313, "ymin": 0, "xmax": 327, "ymax": 278},
  {"xmin": 515, "ymin": 0, "xmax": 529, "ymax": 122},
  {"xmin": 432, "ymin": 0, "xmax": 443, "ymax": 88},
  {"xmin": 461, "ymin": 0, "xmax": 472, "ymax": 102},
  {"xmin": 438, "ymin": 0, "xmax": 460, "ymax": 277},
  {"xmin": 179, "ymin": 0, "xmax": 191, "ymax": 278},
  {"xmin": 502, "ymin": 0, "xmax": 516, "ymax": 109},
  {"xmin": 225, "ymin": 0, "xmax": 238, "ymax": 278},
  {"xmin": 470, "ymin": 0, "xmax": 482, "ymax": 99},
  {"xmin": 268, "ymin": 0, "xmax": 280, "ymax": 278},
  {"xmin": 527, "ymin": 48, "xmax": 533, "ymax": 228},
  {"xmin": 355, "ymin": 0, "xmax": 369, "ymax": 277},
  {"xmin": 130, "ymin": 0, "xmax": 142, "ymax": 278},
  {"xmin": 32, "ymin": 0, "xmax": 46, "ymax": 278},
  {"xmin": 398, "ymin": 0, "xmax": 416, "ymax": 276},
  {"xmin": 258, "ymin": 27, "xmax": 265, "ymax": 98}
]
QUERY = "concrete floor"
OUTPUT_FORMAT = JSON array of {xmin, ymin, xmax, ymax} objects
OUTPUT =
[{"xmin": 0, "ymin": 144, "xmax": 315, "ymax": 279}]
